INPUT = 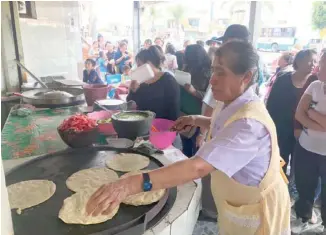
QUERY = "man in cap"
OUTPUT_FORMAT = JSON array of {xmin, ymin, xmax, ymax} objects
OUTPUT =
[
  {"xmin": 206, "ymin": 37, "xmax": 221, "ymax": 61},
  {"xmin": 202, "ymin": 24, "xmax": 265, "ymax": 118}
]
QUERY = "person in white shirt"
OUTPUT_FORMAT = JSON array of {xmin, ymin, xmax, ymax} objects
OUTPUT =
[
  {"xmin": 163, "ymin": 43, "xmax": 178, "ymax": 74},
  {"xmin": 294, "ymin": 51, "xmax": 326, "ymax": 230}
]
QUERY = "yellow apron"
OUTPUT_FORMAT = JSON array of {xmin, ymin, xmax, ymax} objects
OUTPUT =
[{"xmin": 208, "ymin": 101, "xmax": 291, "ymax": 235}]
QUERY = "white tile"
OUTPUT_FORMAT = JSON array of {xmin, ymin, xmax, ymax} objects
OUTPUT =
[
  {"xmin": 171, "ymin": 210, "xmax": 188, "ymax": 235},
  {"xmin": 185, "ymin": 202, "xmax": 201, "ymax": 235},
  {"xmin": 152, "ymin": 223, "xmax": 171, "ymax": 235},
  {"xmin": 144, "ymin": 229, "xmax": 155, "ymax": 235},
  {"xmin": 151, "ymin": 217, "xmax": 171, "ymax": 235},
  {"xmin": 166, "ymin": 182, "xmax": 196, "ymax": 223},
  {"xmin": 188, "ymin": 182, "xmax": 202, "ymax": 213}
]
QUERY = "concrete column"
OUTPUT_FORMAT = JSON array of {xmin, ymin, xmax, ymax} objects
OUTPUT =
[
  {"xmin": 1, "ymin": 1, "xmax": 24, "ymax": 92},
  {"xmin": 132, "ymin": 1, "xmax": 141, "ymax": 55},
  {"xmin": 248, "ymin": 1, "xmax": 262, "ymax": 48}
]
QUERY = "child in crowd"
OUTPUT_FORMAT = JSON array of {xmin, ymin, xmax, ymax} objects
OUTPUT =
[
  {"xmin": 122, "ymin": 65, "xmax": 131, "ymax": 76},
  {"xmin": 121, "ymin": 65, "xmax": 131, "ymax": 83},
  {"xmin": 83, "ymin": 59, "xmax": 104, "ymax": 84},
  {"xmin": 97, "ymin": 51, "xmax": 108, "ymax": 81}
]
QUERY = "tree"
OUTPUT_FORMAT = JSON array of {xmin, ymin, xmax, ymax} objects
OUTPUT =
[
  {"xmin": 312, "ymin": 1, "xmax": 326, "ymax": 30},
  {"xmin": 170, "ymin": 4, "xmax": 185, "ymax": 38},
  {"xmin": 149, "ymin": 6, "xmax": 159, "ymax": 36}
]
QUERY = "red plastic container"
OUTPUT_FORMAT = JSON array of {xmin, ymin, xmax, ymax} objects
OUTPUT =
[
  {"xmin": 83, "ymin": 84, "xmax": 108, "ymax": 106},
  {"xmin": 149, "ymin": 119, "xmax": 176, "ymax": 150},
  {"xmin": 87, "ymin": 110, "xmax": 118, "ymax": 136}
]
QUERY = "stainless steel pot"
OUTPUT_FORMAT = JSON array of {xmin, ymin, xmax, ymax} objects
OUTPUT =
[{"xmin": 14, "ymin": 87, "xmax": 85, "ymax": 107}]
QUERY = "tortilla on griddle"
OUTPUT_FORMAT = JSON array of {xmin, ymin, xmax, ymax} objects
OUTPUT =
[
  {"xmin": 121, "ymin": 171, "xmax": 166, "ymax": 206},
  {"xmin": 7, "ymin": 180, "xmax": 56, "ymax": 214},
  {"xmin": 59, "ymin": 189, "xmax": 119, "ymax": 225},
  {"xmin": 106, "ymin": 153, "xmax": 150, "ymax": 172},
  {"xmin": 66, "ymin": 168, "xmax": 118, "ymax": 193}
]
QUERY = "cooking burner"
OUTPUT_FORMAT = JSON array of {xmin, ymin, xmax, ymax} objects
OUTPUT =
[{"xmin": 5, "ymin": 146, "xmax": 176, "ymax": 235}]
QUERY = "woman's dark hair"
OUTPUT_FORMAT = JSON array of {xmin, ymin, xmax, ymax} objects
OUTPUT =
[
  {"xmin": 165, "ymin": 43, "xmax": 176, "ymax": 55},
  {"xmin": 105, "ymin": 41, "xmax": 112, "ymax": 48},
  {"xmin": 119, "ymin": 41, "xmax": 127, "ymax": 48},
  {"xmin": 98, "ymin": 51, "xmax": 104, "ymax": 58},
  {"xmin": 144, "ymin": 39, "xmax": 152, "ymax": 45},
  {"xmin": 154, "ymin": 37, "xmax": 164, "ymax": 44},
  {"xmin": 184, "ymin": 44, "xmax": 211, "ymax": 71},
  {"xmin": 215, "ymin": 40, "xmax": 259, "ymax": 86},
  {"xmin": 85, "ymin": 59, "xmax": 96, "ymax": 67},
  {"xmin": 196, "ymin": 40, "xmax": 205, "ymax": 47},
  {"xmin": 281, "ymin": 52, "xmax": 294, "ymax": 65},
  {"xmin": 293, "ymin": 49, "xmax": 317, "ymax": 70},
  {"xmin": 136, "ymin": 45, "xmax": 165, "ymax": 69}
]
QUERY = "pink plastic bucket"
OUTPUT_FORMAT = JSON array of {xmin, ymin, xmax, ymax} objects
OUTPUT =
[
  {"xmin": 149, "ymin": 119, "xmax": 176, "ymax": 150},
  {"xmin": 83, "ymin": 84, "xmax": 108, "ymax": 106}
]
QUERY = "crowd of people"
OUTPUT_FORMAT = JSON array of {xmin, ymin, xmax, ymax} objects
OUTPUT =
[{"xmin": 84, "ymin": 24, "xmax": 326, "ymax": 234}]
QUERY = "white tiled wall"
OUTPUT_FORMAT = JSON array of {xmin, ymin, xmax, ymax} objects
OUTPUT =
[{"xmin": 19, "ymin": 1, "xmax": 83, "ymax": 81}]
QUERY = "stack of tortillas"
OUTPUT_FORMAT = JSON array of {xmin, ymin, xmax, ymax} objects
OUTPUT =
[
  {"xmin": 7, "ymin": 180, "xmax": 56, "ymax": 214},
  {"xmin": 106, "ymin": 153, "xmax": 150, "ymax": 172},
  {"xmin": 59, "ymin": 167, "xmax": 119, "ymax": 224},
  {"xmin": 120, "ymin": 171, "xmax": 166, "ymax": 206},
  {"xmin": 58, "ymin": 188, "xmax": 119, "ymax": 225}
]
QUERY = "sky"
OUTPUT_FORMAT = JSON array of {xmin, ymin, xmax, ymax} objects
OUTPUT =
[{"xmin": 94, "ymin": 1, "xmax": 133, "ymax": 27}]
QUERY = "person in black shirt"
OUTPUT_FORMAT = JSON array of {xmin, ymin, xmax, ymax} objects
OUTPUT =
[{"xmin": 127, "ymin": 46, "xmax": 180, "ymax": 121}]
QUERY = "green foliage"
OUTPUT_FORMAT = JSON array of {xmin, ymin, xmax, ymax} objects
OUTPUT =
[
  {"xmin": 312, "ymin": 1, "xmax": 326, "ymax": 30},
  {"xmin": 170, "ymin": 4, "xmax": 185, "ymax": 22}
]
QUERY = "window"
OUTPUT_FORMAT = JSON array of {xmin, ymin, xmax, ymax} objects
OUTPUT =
[
  {"xmin": 18, "ymin": 1, "xmax": 37, "ymax": 19},
  {"xmin": 260, "ymin": 27, "xmax": 296, "ymax": 37},
  {"xmin": 188, "ymin": 18, "xmax": 199, "ymax": 27}
]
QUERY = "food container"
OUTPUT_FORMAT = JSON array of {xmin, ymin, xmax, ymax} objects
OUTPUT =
[
  {"xmin": 57, "ymin": 127, "xmax": 98, "ymax": 148},
  {"xmin": 111, "ymin": 111, "xmax": 155, "ymax": 140},
  {"xmin": 149, "ymin": 119, "xmax": 176, "ymax": 150},
  {"xmin": 83, "ymin": 84, "xmax": 109, "ymax": 106},
  {"xmin": 129, "ymin": 64, "xmax": 154, "ymax": 83},
  {"xmin": 87, "ymin": 110, "xmax": 117, "ymax": 136}
]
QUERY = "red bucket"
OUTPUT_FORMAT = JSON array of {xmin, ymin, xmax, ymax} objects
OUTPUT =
[{"xmin": 83, "ymin": 84, "xmax": 108, "ymax": 106}]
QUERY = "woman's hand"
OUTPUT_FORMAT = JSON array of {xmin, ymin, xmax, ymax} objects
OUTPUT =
[
  {"xmin": 129, "ymin": 80, "xmax": 140, "ymax": 92},
  {"xmin": 184, "ymin": 84, "xmax": 196, "ymax": 96},
  {"xmin": 86, "ymin": 179, "xmax": 131, "ymax": 216},
  {"xmin": 171, "ymin": 115, "xmax": 197, "ymax": 132},
  {"xmin": 196, "ymin": 132, "xmax": 206, "ymax": 147}
]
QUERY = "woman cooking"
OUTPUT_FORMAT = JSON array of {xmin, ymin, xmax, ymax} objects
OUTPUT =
[{"xmin": 86, "ymin": 41, "xmax": 291, "ymax": 235}]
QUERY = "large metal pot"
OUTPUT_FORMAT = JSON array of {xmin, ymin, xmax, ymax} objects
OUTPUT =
[
  {"xmin": 111, "ymin": 111, "xmax": 155, "ymax": 140},
  {"xmin": 14, "ymin": 87, "xmax": 85, "ymax": 108}
]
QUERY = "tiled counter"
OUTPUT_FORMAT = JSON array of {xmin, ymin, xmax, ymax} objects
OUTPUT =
[{"xmin": 3, "ymin": 146, "xmax": 202, "ymax": 235}]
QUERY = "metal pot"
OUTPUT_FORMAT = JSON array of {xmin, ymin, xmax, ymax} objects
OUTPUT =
[
  {"xmin": 111, "ymin": 111, "xmax": 155, "ymax": 140},
  {"xmin": 13, "ymin": 87, "xmax": 85, "ymax": 108}
]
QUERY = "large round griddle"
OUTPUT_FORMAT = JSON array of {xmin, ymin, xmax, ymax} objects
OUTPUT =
[{"xmin": 5, "ymin": 147, "xmax": 177, "ymax": 235}]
